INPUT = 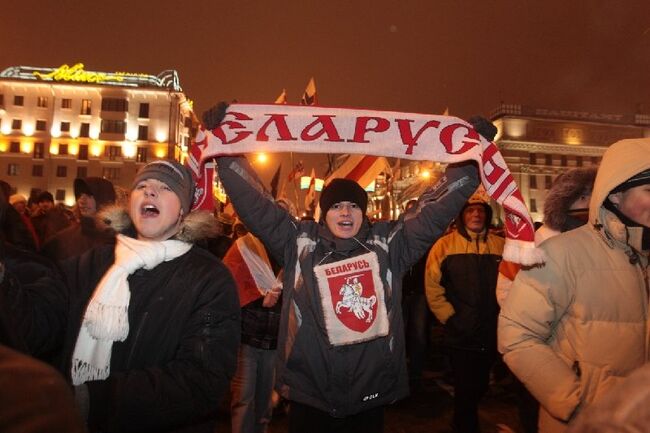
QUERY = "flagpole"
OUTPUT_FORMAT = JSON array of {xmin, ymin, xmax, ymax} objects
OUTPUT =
[{"xmin": 291, "ymin": 152, "xmax": 300, "ymax": 212}]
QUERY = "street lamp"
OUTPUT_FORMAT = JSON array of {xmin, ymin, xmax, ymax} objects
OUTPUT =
[{"xmin": 256, "ymin": 152, "xmax": 268, "ymax": 164}]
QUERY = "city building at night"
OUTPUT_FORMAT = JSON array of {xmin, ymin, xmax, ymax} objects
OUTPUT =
[
  {"xmin": 490, "ymin": 103, "xmax": 650, "ymax": 224},
  {"xmin": 0, "ymin": 63, "xmax": 195, "ymax": 205}
]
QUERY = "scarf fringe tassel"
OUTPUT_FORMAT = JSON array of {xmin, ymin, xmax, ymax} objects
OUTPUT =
[
  {"xmin": 85, "ymin": 303, "xmax": 129, "ymax": 341},
  {"xmin": 503, "ymin": 241, "xmax": 546, "ymax": 267},
  {"xmin": 71, "ymin": 358, "xmax": 110, "ymax": 386}
]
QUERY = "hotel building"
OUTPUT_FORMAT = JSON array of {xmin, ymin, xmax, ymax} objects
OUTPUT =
[
  {"xmin": 490, "ymin": 103, "xmax": 650, "ymax": 223},
  {"xmin": 0, "ymin": 63, "xmax": 195, "ymax": 205}
]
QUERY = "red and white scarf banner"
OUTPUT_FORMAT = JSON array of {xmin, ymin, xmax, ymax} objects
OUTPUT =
[{"xmin": 189, "ymin": 103, "xmax": 543, "ymax": 265}]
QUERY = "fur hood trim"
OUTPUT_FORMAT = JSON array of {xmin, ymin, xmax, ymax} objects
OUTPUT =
[
  {"xmin": 97, "ymin": 205, "xmax": 219, "ymax": 243},
  {"xmin": 543, "ymin": 167, "xmax": 596, "ymax": 231}
]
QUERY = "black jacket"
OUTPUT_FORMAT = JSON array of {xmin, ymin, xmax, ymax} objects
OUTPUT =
[
  {"xmin": 217, "ymin": 156, "xmax": 478, "ymax": 417},
  {"xmin": 1, "ymin": 210, "xmax": 240, "ymax": 433}
]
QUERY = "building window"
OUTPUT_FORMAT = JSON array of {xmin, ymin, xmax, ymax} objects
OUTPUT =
[
  {"xmin": 37, "ymin": 96, "xmax": 48, "ymax": 108},
  {"xmin": 36, "ymin": 120, "xmax": 47, "ymax": 131},
  {"xmin": 105, "ymin": 145, "xmax": 122, "ymax": 160},
  {"xmin": 81, "ymin": 99, "xmax": 92, "ymax": 115},
  {"xmin": 101, "ymin": 120, "xmax": 126, "ymax": 134},
  {"xmin": 78, "ymin": 145, "xmax": 88, "ymax": 161},
  {"xmin": 55, "ymin": 189, "xmax": 66, "ymax": 201},
  {"xmin": 138, "ymin": 125, "xmax": 148, "ymax": 141},
  {"xmin": 59, "ymin": 144, "xmax": 69, "ymax": 155},
  {"xmin": 101, "ymin": 98, "xmax": 128, "ymax": 112},
  {"xmin": 33, "ymin": 142, "xmax": 45, "ymax": 159},
  {"xmin": 32, "ymin": 164, "xmax": 44, "ymax": 177},
  {"xmin": 529, "ymin": 153, "xmax": 537, "ymax": 165},
  {"xmin": 13, "ymin": 95, "xmax": 24, "ymax": 106},
  {"xmin": 576, "ymin": 156, "xmax": 583, "ymax": 167},
  {"xmin": 529, "ymin": 198, "xmax": 537, "ymax": 213},
  {"xmin": 61, "ymin": 121, "xmax": 71, "ymax": 132},
  {"xmin": 545, "ymin": 175, "xmax": 553, "ymax": 189},
  {"xmin": 77, "ymin": 166, "xmax": 87, "ymax": 179},
  {"xmin": 136, "ymin": 146, "xmax": 148, "ymax": 163},
  {"xmin": 139, "ymin": 103, "xmax": 150, "ymax": 118},
  {"xmin": 561, "ymin": 155, "xmax": 567, "ymax": 166},
  {"xmin": 12, "ymin": 119, "xmax": 22, "ymax": 130},
  {"xmin": 545, "ymin": 154, "xmax": 553, "ymax": 166},
  {"xmin": 80, "ymin": 123, "xmax": 90, "ymax": 138},
  {"xmin": 102, "ymin": 167, "xmax": 121, "ymax": 181},
  {"xmin": 56, "ymin": 166, "xmax": 67, "ymax": 177},
  {"xmin": 9, "ymin": 142, "xmax": 20, "ymax": 153},
  {"xmin": 529, "ymin": 175, "xmax": 537, "ymax": 189},
  {"xmin": 61, "ymin": 98, "xmax": 72, "ymax": 109},
  {"xmin": 7, "ymin": 164, "xmax": 18, "ymax": 176}
]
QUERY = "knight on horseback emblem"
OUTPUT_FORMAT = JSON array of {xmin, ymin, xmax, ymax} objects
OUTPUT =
[
  {"xmin": 335, "ymin": 275, "xmax": 377, "ymax": 323},
  {"xmin": 314, "ymin": 251, "xmax": 389, "ymax": 345}
]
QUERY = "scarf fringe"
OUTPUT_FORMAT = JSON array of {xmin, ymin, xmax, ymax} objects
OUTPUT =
[
  {"xmin": 84, "ymin": 303, "xmax": 129, "ymax": 341},
  {"xmin": 71, "ymin": 358, "xmax": 110, "ymax": 386},
  {"xmin": 503, "ymin": 240, "xmax": 546, "ymax": 267}
]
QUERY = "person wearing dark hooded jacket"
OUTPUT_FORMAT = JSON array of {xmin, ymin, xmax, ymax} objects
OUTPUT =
[
  {"xmin": 424, "ymin": 192, "xmax": 504, "ymax": 433},
  {"xmin": 498, "ymin": 138, "xmax": 650, "ymax": 433},
  {"xmin": 41, "ymin": 177, "xmax": 117, "ymax": 262},
  {"xmin": 216, "ymin": 150, "xmax": 479, "ymax": 433},
  {"xmin": 0, "ymin": 160, "xmax": 241, "ymax": 433}
]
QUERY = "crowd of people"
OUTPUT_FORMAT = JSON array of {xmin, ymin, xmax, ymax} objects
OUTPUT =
[{"xmin": 0, "ymin": 107, "xmax": 648, "ymax": 433}]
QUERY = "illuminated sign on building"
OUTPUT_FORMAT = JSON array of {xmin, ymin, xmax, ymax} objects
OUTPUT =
[
  {"xmin": 0, "ymin": 63, "xmax": 182, "ymax": 91},
  {"xmin": 33, "ymin": 63, "xmax": 124, "ymax": 84}
]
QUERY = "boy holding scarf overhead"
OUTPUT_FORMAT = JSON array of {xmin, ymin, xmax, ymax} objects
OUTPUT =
[{"xmin": 210, "ymin": 104, "xmax": 494, "ymax": 432}]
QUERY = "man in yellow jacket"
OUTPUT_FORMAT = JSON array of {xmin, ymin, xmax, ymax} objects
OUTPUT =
[{"xmin": 425, "ymin": 193, "xmax": 504, "ymax": 433}]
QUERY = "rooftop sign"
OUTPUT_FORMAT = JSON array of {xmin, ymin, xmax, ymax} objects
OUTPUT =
[{"xmin": 0, "ymin": 63, "xmax": 182, "ymax": 91}]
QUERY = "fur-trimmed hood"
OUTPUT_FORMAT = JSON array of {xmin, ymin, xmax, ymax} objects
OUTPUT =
[
  {"xmin": 97, "ymin": 206, "xmax": 219, "ymax": 243},
  {"xmin": 543, "ymin": 167, "xmax": 597, "ymax": 232}
]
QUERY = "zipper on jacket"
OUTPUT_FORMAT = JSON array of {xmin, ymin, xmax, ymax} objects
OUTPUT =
[{"xmin": 126, "ymin": 311, "xmax": 149, "ymax": 368}]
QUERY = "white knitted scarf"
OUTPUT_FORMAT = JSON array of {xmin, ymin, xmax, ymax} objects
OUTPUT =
[{"xmin": 71, "ymin": 234, "xmax": 192, "ymax": 385}]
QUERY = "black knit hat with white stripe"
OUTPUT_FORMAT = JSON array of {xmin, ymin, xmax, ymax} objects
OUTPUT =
[
  {"xmin": 611, "ymin": 168, "xmax": 650, "ymax": 193},
  {"xmin": 133, "ymin": 160, "xmax": 195, "ymax": 214}
]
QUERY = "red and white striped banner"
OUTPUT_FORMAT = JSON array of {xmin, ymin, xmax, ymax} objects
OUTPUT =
[{"xmin": 191, "ymin": 103, "xmax": 542, "ymax": 265}]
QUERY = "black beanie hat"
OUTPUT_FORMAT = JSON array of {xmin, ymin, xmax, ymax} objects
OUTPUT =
[
  {"xmin": 133, "ymin": 160, "xmax": 195, "ymax": 214},
  {"xmin": 74, "ymin": 177, "xmax": 116, "ymax": 210},
  {"xmin": 319, "ymin": 178, "xmax": 368, "ymax": 217},
  {"xmin": 611, "ymin": 168, "xmax": 650, "ymax": 194}
]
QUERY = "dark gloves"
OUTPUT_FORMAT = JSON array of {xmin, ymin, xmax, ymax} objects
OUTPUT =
[
  {"xmin": 468, "ymin": 116, "xmax": 497, "ymax": 142},
  {"xmin": 202, "ymin": 102, "xmax": 229, "ymax": 130}
]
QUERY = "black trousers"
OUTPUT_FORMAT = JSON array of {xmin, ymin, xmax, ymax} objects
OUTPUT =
[
  {"xmin": 288, "ymin": 401, "xmax": 384, "ymax": 433},
  {"xmin": 449, "ymin": 347, "xmax": 496, "ymax": 433}
]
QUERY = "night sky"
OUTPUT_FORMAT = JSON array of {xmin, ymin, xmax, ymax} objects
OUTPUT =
[
  {"xmin": 4, "ymin": 1, "xmax": 650, "ymax": 119},
  {"xmin": 3, "ymin": 1, "xmax": 650, "ymax": 181}
]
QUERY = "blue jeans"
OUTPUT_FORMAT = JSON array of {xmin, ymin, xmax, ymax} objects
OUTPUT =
[{"xmin": 230, "ymin": 344, "xmax": 276, "ymax": 433}]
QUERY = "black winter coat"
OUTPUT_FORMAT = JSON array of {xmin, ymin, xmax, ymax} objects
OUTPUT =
[
  {"xmin": 217, "ymin": 156, "xmax": 479, "ymax": 417},
  {"xmin": 2, "ymin": 241, "xmax": 240, "ymax": 433}
]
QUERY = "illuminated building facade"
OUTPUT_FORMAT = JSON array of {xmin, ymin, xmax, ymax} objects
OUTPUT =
[
  {"xmin": 491, "ymin": 103, "xmax": 650, "ymax": 223},
  {"xmin": 0, "ymin": 63, "xmax": 195, "ymax": 205}
]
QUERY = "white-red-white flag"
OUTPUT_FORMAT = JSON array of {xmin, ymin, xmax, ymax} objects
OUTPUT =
[
  {"xmin": 223, "ymin": 234, "xmax": 278, "ymax": 307},
  {"xmin": 301, "ymin": 77, "xmax": 317, "ymax": 106},
  {"xmin": 304, "ymin": 168, "xmax": 316, "ymax": 214},
  {"xmin": 275, "ymin": 89, "xmax": 288, "ymax": 104},
  {"xmin": 325, "ymin": 154, "xmax": 391, "ymax": 189}
]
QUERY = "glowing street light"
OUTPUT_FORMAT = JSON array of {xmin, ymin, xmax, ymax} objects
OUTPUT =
[{"xmin": 256, "ymin": 152, "xmax": 268, "ymax": 164}]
